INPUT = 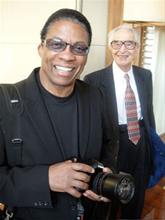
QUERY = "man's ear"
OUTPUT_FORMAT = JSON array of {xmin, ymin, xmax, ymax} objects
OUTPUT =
[{"xmin": 38, "ymin": 43, "xmax": 43, "ymax": 57}]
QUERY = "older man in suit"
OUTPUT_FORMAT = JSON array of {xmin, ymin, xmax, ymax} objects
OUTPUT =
[{"xmin": 84, "ymin": 24, "xmax": 156, "ymax": 219}]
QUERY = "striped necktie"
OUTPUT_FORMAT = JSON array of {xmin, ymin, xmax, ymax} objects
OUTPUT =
[{"xmin": 124, "ymin": 73, "xmax": 140, "ymax": 145}]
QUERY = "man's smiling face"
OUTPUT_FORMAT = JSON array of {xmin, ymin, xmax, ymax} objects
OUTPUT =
[
  {"xmin": 38, "ymin": 19, "xmax": 89, "ymax": 97},
  {"xmin": 109, "ymin": 29, "xmax": 139, "ymax": 72}
]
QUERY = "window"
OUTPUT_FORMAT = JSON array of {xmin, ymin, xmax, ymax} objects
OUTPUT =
[{"xmin": 140, "ymin": 26, "xmax": 156, "ymax": 72}]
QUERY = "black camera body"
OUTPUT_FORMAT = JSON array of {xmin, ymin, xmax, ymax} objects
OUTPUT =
[{"xmin": 88, "ymin": 160, "xmax": 135, "ymax": 204}]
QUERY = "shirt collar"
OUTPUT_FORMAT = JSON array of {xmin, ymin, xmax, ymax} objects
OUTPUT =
[{"xmin": 113, "ymin": 61, "xmax": 133, "ymax": 79}]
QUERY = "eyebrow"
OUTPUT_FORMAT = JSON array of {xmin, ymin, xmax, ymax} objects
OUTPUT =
[{"xmin": 49, "ymin": 37, "xmax": 88, "ymax": 45}]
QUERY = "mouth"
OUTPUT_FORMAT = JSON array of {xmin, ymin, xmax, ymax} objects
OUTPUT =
[
  {"xmin": 118, "ymin": 54, "xmax": 129, "ymax": 58},
  {"xmin": 54, "ymin": 65, "xmax": 75, "ymax": 77}
]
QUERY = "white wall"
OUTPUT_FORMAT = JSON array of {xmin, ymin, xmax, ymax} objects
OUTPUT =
[
  {"xmin": 80, "ymin": 0, "xmax": 108, "ymax": 79},
  {"xmin": 0, "ymin": 0, "xmax": 108, "ymax": 83},
  {"xmin": 124, "ymin": 0, "xmax": 165, "ymax": 22}
]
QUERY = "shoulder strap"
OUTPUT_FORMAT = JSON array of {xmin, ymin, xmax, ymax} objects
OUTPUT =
[
  {"xmin": 0, "ymin": 84, "xmax": 23, "ymax": 218},
  {"xmin": 0, "ymin": 84, "xmax": 23, "ymax": 115},
  {"xmin": 0, "ymin": 83, "xmax": 23, "ymax": 149}
]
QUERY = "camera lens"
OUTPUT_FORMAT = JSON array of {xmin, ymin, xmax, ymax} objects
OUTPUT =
[
  {"xmin": 115, "ymin": 175, "xmax": 135, "ymax": 204},
  {"xmin": 91, "ymin": 172, "xmax": 135, "ymax": 204}
]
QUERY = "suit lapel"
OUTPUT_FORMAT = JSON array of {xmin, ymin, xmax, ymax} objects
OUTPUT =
[
  {"xmin": 101, "ymin": 66, "xmax": 119, "ymax": 128},
  {"xmin": 133, "ymin": 66, "xmax": 146, "ymax": 118}
]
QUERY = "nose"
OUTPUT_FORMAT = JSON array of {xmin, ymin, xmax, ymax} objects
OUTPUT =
[
  {"xmin": 119, "ymin": 43, "xmax": 127, "ymax": 52},
  {"xmin": 59, "ymin": 45, "xmax": 75, "ymax": 61}
]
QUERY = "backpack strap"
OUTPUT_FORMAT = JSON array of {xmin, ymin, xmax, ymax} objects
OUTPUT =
[
  {"xmin": 0, "ymin": 84, "xmax": 23, "ymax": 219},
  {"xmin": 0, "ymin": 84, "xmax": 23, "ymax": 115},
  {"xmin": 0, "ymin": 84, "xmax": 23, "ymax": 145}
]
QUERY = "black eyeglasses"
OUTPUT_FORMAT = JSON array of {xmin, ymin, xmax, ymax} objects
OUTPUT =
[
  {"xmin": 44, "ymin": 38, "xmax": 89, "ymax": 56},
  {"xmin": 111, "ymin": 41, "xmax": 137, "ymax": 50}
]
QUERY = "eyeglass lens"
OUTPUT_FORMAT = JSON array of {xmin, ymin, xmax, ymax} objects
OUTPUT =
[
  {"xmin": 45, "ymin": 38, "xmax": 89, "ymax": 56},
  {"xmin": 111, "ymin": 41, "xmax": 136, "ymax": 50}
]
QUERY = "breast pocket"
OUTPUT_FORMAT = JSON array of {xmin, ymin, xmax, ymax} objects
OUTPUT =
[{"xmin": 7, "ymin": 138, "xmax": 23, "ymax": 166}]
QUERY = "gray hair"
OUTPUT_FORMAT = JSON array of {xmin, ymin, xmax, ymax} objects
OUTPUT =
[{"xmin": 108, "ymin": 24, "xmax": 140, "ymax": 45}]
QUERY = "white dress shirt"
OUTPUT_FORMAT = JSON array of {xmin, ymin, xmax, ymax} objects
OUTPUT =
[{"xmin": 112, "ymin": 61, "xmax": 142, "ymax": 125}]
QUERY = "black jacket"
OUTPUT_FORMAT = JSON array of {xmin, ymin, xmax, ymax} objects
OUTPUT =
[
  {"xmin": 84, "ymin": 65, "xmax": 156, "ymax": 171},
  {"xmin": 0, "ymin": 68, "xmax": 113, "ymax": 220}
]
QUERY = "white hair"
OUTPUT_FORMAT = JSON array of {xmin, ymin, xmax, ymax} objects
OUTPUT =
[{"xmin": 108, "ymin": 24, "xmax": 140, "ymax": 45}]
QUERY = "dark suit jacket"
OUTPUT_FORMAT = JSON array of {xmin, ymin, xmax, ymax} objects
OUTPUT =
[
  {"xmin": 0, "ymin": 68, "xmax": 113, "ymax": 220},
  {"xmin": 84, "ymin": 64, "xmax": 156, "ymax": 172}
]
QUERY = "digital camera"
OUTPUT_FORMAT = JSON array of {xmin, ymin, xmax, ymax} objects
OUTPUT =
[{"xmin": 88, "ymin": 160, "xmax": 135, "ymax": 204}]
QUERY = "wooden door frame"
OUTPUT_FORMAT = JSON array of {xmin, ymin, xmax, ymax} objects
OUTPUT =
[{"xmin": 106, "ymin": 0, "xmax": 124, "ymax": 65}]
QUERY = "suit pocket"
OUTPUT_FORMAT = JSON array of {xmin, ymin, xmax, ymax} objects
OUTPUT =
[{"xmin": 7, "ymin": 138, "xmax": 23, "ymax": 166}]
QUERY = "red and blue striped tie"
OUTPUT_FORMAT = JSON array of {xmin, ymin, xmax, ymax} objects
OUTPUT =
[{"xmin": 124, "ymin": 74, "xmax": 140, "ymax": 145}]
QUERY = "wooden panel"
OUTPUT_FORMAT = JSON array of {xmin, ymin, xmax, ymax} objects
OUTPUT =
[
  {"xmin": 106, "ymin": 0, "xmax": 124, "ymax": 65},
  {"xmin": 142, "ymin": 177, "xmax": 165, "ymax": 220}
]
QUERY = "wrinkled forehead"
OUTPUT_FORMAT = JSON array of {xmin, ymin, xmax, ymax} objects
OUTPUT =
[{"xmin": 113, "ymin": 29, "xmax": 135, "ymax": 41}]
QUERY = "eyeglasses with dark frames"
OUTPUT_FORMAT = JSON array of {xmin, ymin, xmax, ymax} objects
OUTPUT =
[
  {"xmin": 43, "ymin": 37, "xmax": 89, "ymax": 56},
  {"xmin": 111, "ymin": 41, "xmax": 137, "ymax": 50}
]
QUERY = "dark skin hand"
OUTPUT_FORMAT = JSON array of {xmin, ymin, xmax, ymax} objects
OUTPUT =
[{"xmin": 49, "ymin": 160, "xmax": 110, "ymax": 202}]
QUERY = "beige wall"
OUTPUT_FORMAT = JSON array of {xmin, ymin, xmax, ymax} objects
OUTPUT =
[
  {"xmin": 124, "ymin": 0, "xmax": 165, "ymax": 22},
  {"xmin": 81, "ymin": 0, "xmax": 108, "ymax": 79},
  {"xmin": 0, "ymin": 0, "xmax": 76, "ymax": 83},
  {"xmin": 0, "ymin": 0, "xmax": 108, "ymax": 83}
]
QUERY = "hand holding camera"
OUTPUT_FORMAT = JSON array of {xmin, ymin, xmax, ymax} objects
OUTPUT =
[
  {"xmin": 48, "ymin": 159, "xmax": 94, "ymax": 198},
  {"xmin": 49, "ymin": 159, "xmax": 135, "ymax": 204}
]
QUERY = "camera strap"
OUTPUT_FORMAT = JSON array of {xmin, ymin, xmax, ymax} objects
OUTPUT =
[{"xmin": 76, "ymin": 199, "xmax": 84, "ymax": 220}]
